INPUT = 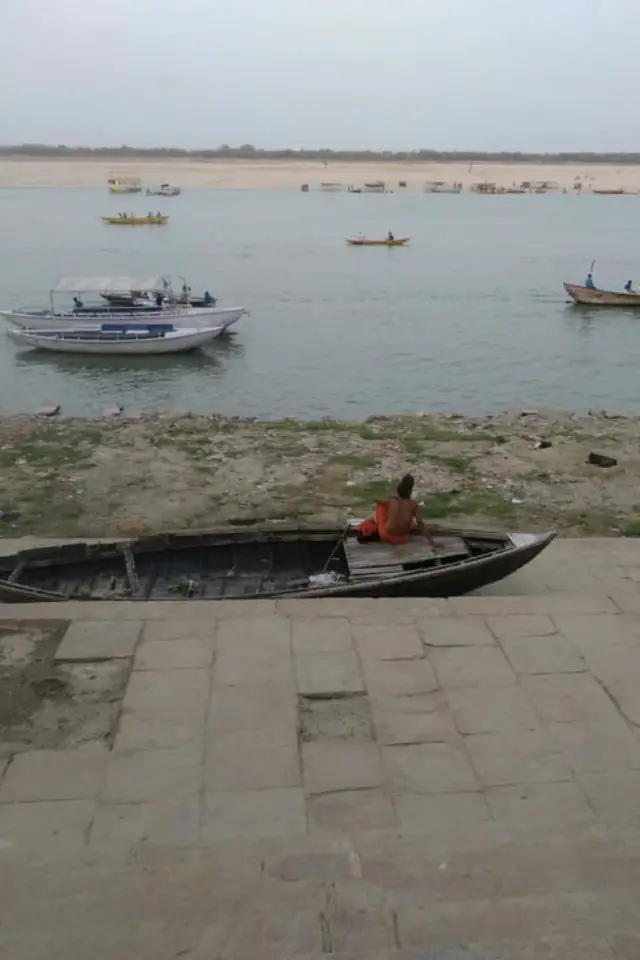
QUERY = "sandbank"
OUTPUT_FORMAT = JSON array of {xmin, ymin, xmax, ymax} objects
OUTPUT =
[{"xmin": 2, "ymin": 156, "xmax": 640, "ymax": 192}]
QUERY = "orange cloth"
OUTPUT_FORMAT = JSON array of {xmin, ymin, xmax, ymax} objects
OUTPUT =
[
  {"xmin": 375, "ymin": 501, "xmax": 411, "ymax": 545},
  {"xmin": 356, "ymin": 517, "xmax": 378, "ymax": 539}
]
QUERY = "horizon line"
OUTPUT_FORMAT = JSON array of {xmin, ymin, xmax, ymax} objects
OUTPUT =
[{"xmin": 3, "ymin": 144, "xmax": 640, "ymax": 163}]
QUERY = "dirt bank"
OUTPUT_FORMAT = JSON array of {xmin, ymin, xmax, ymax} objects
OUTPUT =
[{"xmin": 0, "ymin": 409, "xmax": 638, "ymax": 538}]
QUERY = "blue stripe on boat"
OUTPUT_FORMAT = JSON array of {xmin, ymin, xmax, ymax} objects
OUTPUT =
[{"xmin": 100, "ymin": 323, "xmax": 175, "ymax": 333}]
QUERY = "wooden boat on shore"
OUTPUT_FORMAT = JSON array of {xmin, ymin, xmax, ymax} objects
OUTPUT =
[
  {"xmin": 563, "ymin": 282, "xmax": 640, "ymax": 306},
  {"xmin": 0, "ymin": 525, "xmax": 555, "ymax": 603},
  {"xmin": 102, "ymin": 215, "xmax": 169, "ymax": 225},
  {"xmin": 7, "ymin": 323, "xmax": 224, "ymax": 356},
  {"xmin": 346, "ymin": 237, "xmax": 410, "ymax": 247}
]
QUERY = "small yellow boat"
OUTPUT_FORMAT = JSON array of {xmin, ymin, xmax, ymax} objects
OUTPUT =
[
  {"xmin": 101, "ymin": 215, "xmax": 169, "ymax": 226},
  {"xmin": 346, "ymin": 237, "xmax": 410, "ymax": 247}
]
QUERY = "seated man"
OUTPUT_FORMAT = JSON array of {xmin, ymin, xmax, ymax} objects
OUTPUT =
[
  {"xmin": 357, "ymin": 474, "xmax": 437, "ymax": 547},
  {"xmin": 584, "ymin": 272, "xmax": 596, "ymax": 289},
  {"xmin": 625, "ymin": 280, "xmax": 633, "ymax": 292}
]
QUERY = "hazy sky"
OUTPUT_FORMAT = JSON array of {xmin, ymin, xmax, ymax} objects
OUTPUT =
[{"xmin": 1, "ymin": 0, "xmax": 638, "ymax": 150}]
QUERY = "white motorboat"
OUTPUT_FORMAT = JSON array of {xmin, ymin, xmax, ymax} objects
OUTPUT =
[
  {"xmin": 7, "ymin": 322, "xmax": 224, "ymax": 356},
  {"xmin": 1, "ymin": 276, "xmax": 247, "ymax": 334}
]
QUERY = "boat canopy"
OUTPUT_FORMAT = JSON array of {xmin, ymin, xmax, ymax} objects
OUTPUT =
[{"xmin": 53, "ymin": 276, "xmax": 170, "ymax": 295}]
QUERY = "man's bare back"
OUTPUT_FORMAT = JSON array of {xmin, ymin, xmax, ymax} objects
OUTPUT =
[{"xmin": 384, "ymin": 497, "xmax": 422, "ymax": 536}]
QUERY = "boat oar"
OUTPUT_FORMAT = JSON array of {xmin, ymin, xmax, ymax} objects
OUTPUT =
[{"xmin": 320, "ymin": 522, "xmax": 352, "ymax": 574}]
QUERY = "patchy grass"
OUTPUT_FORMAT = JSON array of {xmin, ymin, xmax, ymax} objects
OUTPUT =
[
  {"xmin": 327, "ymin": 453, "xmax": 379, "ymax": 469},
  {"xmin": 2, "ymin": 411, "xmax": 640, "ymax": 538},
  {"xmin": 420, "ymin": 490, "xmax": 517, "ymax": 521},
  {"xmin": 413, "ymin": 426, "xmax": 496, "ymax": 443},
  {"xmin": 263, "ymin": 420, "xmax": 356, "ymax": 435},
  {"xmin": 358, "ymin": 427, "xmax": 383, "ymax": 441},
  {"xmin": 0, "ymin": 427, "xmax": 102, "ymax": 470},
  {"xmin": 351, "ymin": 479, "xmax": 397, "ymax": 503},
  {"xmin": 427, "ymin": 454, "xmax": 476, "ymax": 475},
  {"xmin": 620, "ymin": 518, "xmax": 640, "ymax": 537},
  {"xmin": 403, "ymin": 437, "xmax": 424, "ymax": 459}
]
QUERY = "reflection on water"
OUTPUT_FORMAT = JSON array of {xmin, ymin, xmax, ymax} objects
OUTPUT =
[{"xmin": 1, "ymin": 189, "xmax": 640, "ymax": 415}]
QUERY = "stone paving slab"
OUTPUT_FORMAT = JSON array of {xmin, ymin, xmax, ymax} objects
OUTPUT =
[
  {"xmin": 90, "ymin": 798, "xmax": 201, "ymax": 848},
  {"xmin": 206, "ymin": 729, "xmax": 300, "ymax": 791},
  {"xmin": 499, "ymin": 634, "xmax": 587, "ymax": 675},
  {"xmin": 302, "ymin": 741, "xmax": 384, "ymax": 794},
  {"xmin": 101, "ymin": 746, "xmax": 203, "ymax": 804},
  {"xmin": 464, "ymin": 730, "xmax": 573, "ymax": 787},
  {"xmin": 0, "ymin": 799, "xmax": 94, "ymax": 857},
  {"xmin": 292, "ymin": 617, "xmax": 353, "ymax": 653},
  {"xmin": 295, "ymin": 650, "xmax": 365, "ymax": 696},
  {"xmin": 203, "ymin": 788, "xmax": 307, "ymax": 842},
  {"xmin": 208, "ymin": 681, "xmax": 297, "ymax": 731},
  {"xmin": 0, "ymin": 744, "xmax": 108, "ymax": 802},
  {"xmin": 134, "ymin": 636, "xmax": 215, "ymax": 670},
  {"xmin": 363, "ymin": 657, "xmax": 439, "ymax": 697},
  {"xmin": 55, "ymin": 619, "xmax": 141, "ymax": 659}
]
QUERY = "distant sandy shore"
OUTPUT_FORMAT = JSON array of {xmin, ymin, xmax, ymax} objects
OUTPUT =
[{"xmin": 3, "ymin": 156, "xmax": 640, "ymax": 193}]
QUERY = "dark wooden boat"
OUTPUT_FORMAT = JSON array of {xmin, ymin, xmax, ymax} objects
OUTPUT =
[{"xmin": 0, "ymin": 525, "xmax": 555, "ymax": 603}]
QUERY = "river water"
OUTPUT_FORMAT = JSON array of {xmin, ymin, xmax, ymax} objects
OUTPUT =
[{"xmin": 1, "ymin": 187, "xmax": 640, "ymax": 417}]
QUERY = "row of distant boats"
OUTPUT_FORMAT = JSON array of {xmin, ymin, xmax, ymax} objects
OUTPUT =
[
  {"xmin": 0, "ymin": 276, "xmax": 248, "ymax": 356},
  {"xmin": 107, "ymin": 177, "xmax": 181, "ymax": 196},
  {"xmin": 304, "ymin": 179, "xmax": 638, "ymax": 196}
]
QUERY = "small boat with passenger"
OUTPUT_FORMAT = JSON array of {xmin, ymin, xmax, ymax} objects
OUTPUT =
[
  {"xmin": 346, "ymin": 234, "xmax": 410, "ymax": 247},
  {"xmin": 102, "ymin": 213, "xmax": 169, "ymax": 225},
  {"xmin": 0, "ymin": 523, "xmax": 554, "ymax": 602},
  {"xmin": 564, "ymin": 280, "xmax": 640, "ymax": 306}
]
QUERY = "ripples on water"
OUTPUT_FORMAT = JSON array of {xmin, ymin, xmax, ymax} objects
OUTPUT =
[{"xmin": 1, "ymin": 188, "xmax": 640, "ymax": 416}]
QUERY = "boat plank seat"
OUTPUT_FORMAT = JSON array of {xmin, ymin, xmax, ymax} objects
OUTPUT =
[{"xmin": 345, "ymin": 534, "xmax": 469, "ymax": 578}]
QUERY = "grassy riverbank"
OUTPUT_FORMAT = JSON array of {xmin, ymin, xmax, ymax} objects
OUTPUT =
[{"xmin": 0, "ymin": 410, "xmax": 638, "ymax": 537}]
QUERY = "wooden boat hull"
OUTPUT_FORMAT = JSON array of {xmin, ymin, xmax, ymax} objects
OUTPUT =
[
  {"xmin": 346, "ymin": 238, "xmax": 410, "ymax": 247},
  {"xmin": 0, "ymin": 526, "xmax": 555, "ymax": 603},
  {"xmin": 563, "ymin": 282, "xmax": 640, "ymax": 306},
  {"xmin": 101, "ymin": 216, "xmax": 169, "ymax": 225}
]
